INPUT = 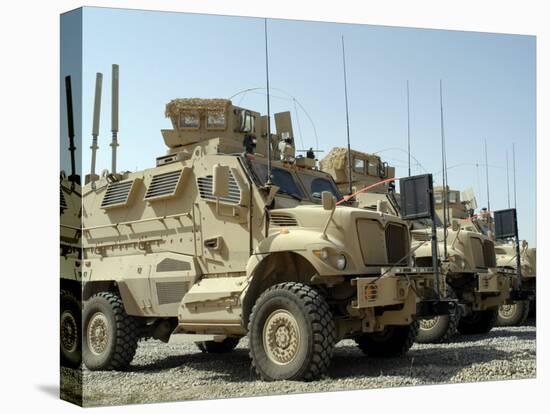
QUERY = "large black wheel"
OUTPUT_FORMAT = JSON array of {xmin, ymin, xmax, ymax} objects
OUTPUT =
[
  {"xmin": 355, "ymin": 321, "xmax": 418, "ymax": 357},
  {"xmin": 197, "ymin": 337, "xmax": 240, "ymax": 353},
  {"xmin": 457, "ymin": 309, "xmax": 497, "ymax": 335},
  {"xmin": 248, "ymin": 282, "xmax": 337, "ymax": 381},
  {"xmin": 83, "ymin": 292, "xmax": 139, "ymax": 371},
  {"xmin": 416, "ymin": 285, "xmax": 460, "ymax": 343},
  {"xmin": 60, "ymin": 290, "xmax": 82, "ymax": 367},
  {"xmin": 496, "ymin": 301, "xmax": 530, "ymax": 327}
]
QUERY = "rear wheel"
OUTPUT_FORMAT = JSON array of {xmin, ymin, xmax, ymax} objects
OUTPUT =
[
  {"xmin": 197, "ymin": 337, "xmax": 240, "ymax": 353},
  {"xmin": 355, "ymin": 322, "xmax": 418, "ymax": 357},
  {"xmin": 83, "ymin": 292, "xmax": 139, "ymax": 371},
  {"xmin": 496, "ymin": 301, "xmax": 530, "ymax": 326},
  {"xmin": 457, "ymin": 309, "xmax": 497, "ymax": 335},
  {"xmin": 248, "ymin": 282, "xmax": 336, "ymax": 381},
  {"xmin": 60, "ymin": 291, "xmax": 82, "ymax": 367}
]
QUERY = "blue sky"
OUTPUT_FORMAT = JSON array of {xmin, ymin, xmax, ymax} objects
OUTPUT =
[{"xmin": 61, "ymin": 7, "xmax": 536, "ymax": 245}]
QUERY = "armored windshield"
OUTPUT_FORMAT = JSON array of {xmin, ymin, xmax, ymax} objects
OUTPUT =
[
  {"xmin": 296, "ymin": 172, "xmax": 343, "ymax": 202},
  {"xmin": 249, "ymin": 161, "xmax": 304, "ymax": 200}
]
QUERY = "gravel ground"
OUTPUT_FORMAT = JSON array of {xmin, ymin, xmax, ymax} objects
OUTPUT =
[{"xmin": 61, "ymin": 321, "xmax": 536, "ymax": 407}]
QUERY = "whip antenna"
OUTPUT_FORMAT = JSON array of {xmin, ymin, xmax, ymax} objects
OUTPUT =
[
  {"xmin": 439, "ymin": 80, "xmax": 448, "ymax": 259},
  {"xmin": 110, "ymin": 64, "xmax": 119, "ymax": 174},
  {"xmin": 90, "ymin": 72, "xmax": 103, "ymax": 189},
  {"xmin": 64, "ymin": 75, "xmax": 79, "ymax": 185},
  {"xmin": 484, "ymin": 138, "xmax": 491, "ymax": 214},
  {"xmin": 264, "ymin": 19, "xmax": 273, "ymax": 186},
  {"xmin": 506, "ymin": 150, "xmax": 511, "ymax": 208},
  {"xmin": 512, "ymin": 143, "xmax": 517, "ymax": 209},
  {"xmin": 341, "ymin": 36, "xmax": 353, "ymax": 195},
  {"xmin": 407, "ymin": 80, "xmax": 411, "ymax": 176}
]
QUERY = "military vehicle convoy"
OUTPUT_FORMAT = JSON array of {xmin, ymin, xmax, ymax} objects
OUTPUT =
[
  {"xmin": 320, "ymin": 147, "xmax": 514, "ymax": 343},
  {"xmin": 62, "ymin": 59, "xmax": 458, "ymax": 380}
]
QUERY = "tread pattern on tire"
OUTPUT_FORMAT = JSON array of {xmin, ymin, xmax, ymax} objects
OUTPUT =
[
  {"xmin": 85, "ymin": 292, "xmax": 139, "ymax": 370},
  {"xmin": 355, "ymin": 321, "xmax": 418, "ymax": 358},
  {"xmin": 248, "ymin": 282, "xmax": 337, "ymax": 381},
  {"xmin": 496, "ymin": 300, "xmax": 530, "ymax": 327},
  {"xmin": 60, "ymin": 290, "xmax": 82, "ymax": 367},
  {"xmin": 416, "ymin": 285, "xmax": 460, "ymax": 344}
]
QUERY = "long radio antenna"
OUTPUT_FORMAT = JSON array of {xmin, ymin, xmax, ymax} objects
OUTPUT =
[
  {"xmin": 110, "ymin": 64, "xmax": 119, "ymax": 174},
  {"xmin": 439, "ymin": 80, "xmax": 448, "ymax": 259},
  {"xmin": 484, "ymin": 138, "xmax": 491, "ymax": 214},
  {"xmin": 64, "ymin": 75, "xmax": 79, "ymax": 185},
  {"xmin": 90, "ymin": 72, "xmax": 103, "ymax": 189},
  {"xmin": 512, "ymin": 143, "xmax": 517, "ymax": 209},
  {"xmin": 506, "ymin": 150, "xmax": 511, "ymax": 208},
  {"xmin": 341, "ymin": 36, "xmax": 353, "ymax": 195},
  {"xmin": 264, "ymin": 19, "xmax": 273, "ymax": 186},
  {"xmin": 406, "ymin": 80, "xmax": 411, "ymax": 176}
]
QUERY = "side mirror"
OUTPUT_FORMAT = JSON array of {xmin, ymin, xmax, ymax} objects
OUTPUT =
[
  {"xmin": 451, "ymin": 220, "xmax": 460, "ymax": 232},
  {"xmin": 213, "ymin": 164, "xmax": 229, "ymax": 198},
  {"xmin": 321, "ymin": 191, "xmax": 335, "ymax": 211}
]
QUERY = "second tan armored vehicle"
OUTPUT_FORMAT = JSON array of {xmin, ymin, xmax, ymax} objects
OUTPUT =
[
  {"xmin": 320, "ymin": 147, "xmax": 513, "ymax": 343},
  {"xmin": 76, "ymin": 95, "xmax": 445, "ymax": 381}
]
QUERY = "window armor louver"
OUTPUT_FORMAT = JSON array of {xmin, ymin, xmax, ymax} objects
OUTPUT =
[
  {"xmin": 197, "ymin": 172, "xmax": 241, "ymax": 204},
  {"xmin": 60, "ymin": 188, "xmax": 67, "ymax": 211},
  {"xmin": 145, "ymin": 170, "xmax": 183, "ymax": 201},
  {"xmin": 101, "ymin": 180, "xmax": 135, "ymax": 209}
]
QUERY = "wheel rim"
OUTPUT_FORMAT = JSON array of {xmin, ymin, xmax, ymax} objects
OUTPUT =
[
  {"xmin": 420, "ymin": 316, "xmax": 440, "ymax": 330},
  {"xmin": 87, "ymin": 312, "xmax": 110, "ymax": 356},
  {"xmin": 61, "ymin": 310, "xmax": 78, "ymax": 353},
  {"xmin": 499, "ymin": 303, "xmax": 517, "ymax": 319},
  {"xmin": 262, "ymin": 309, "xmax": 301, "ymax": 365}
]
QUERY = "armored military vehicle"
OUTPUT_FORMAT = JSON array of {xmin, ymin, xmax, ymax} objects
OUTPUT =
[
  {"xmin": 320, "ymin": 147, "xmax": 513, "ymax": 342},
  {"xmin": 60, "ymin": 75, "xmax": 83, "ymax": 368},
  {"xmin": 468, "ymin": 210, "xmax": 536, "ymax": 326},
  {"xmin": 76, "ymin": 63, "xmax": 448, "ymax": 379}
]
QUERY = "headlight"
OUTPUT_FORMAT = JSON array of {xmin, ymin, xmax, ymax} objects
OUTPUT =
[{"xmin": 336, "ymin": 255, "xmax": 347, "ymax": 270}]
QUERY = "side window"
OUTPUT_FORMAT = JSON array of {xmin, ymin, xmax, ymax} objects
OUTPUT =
[
  {"xmin": 207, "ymin": 110, "xmax": 226, "ymax": 130},
  {"xmin": 448, "ymin": 192, "xmax": 458, "ymax": 204},
  {"xmin": 354, "ymin": 158, "xmax": 365, "ymax": 174},
  {"xmin": 434, "ymin": 192, "xmax": 443, "ymax": 204},
  {"xmin": 179, "ymin": 112, "xmax": 200, "ymax": 129},
  {"xmin": 367, "ymin": 160, "xmax": 378, "ymax": 176}
]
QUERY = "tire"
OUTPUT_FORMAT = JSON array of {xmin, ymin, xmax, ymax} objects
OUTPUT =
[
  {"xmin": 355, "ymin": 321, "xmax": 418, "ymax": 357},
  {"xmin": 457, "ymin": 309, "xmax": 497, "ymax": 335},
  {"xmin": 416, "ymin": 285, "xmax": 460, "ymax": 343},
  {"xmin": 197, "ymin": 337, "xmax": 240, "ymax": 353},
  {"xmin": 83, "ymin": 292, "xmax": 139, "ymax": 371},
  {"xmin": 60, "ymin": 290, "xmax": 82, "ymax": 367},
  {"xmin": 248, "ymin": 282, "xmax": 337, "ymax": 381},
  {"xmin": 496, "ymin": 300, "xmax": 530, "ymax": 327}
]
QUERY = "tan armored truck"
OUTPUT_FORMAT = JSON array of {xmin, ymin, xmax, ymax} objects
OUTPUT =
[
  {"xmin": 320, "ymin": 147, "xmax": 512, "ymax": 343},
  {"xmin": 468, "ymin": 208, "xmax": 536, "ymax": 326},
  {"xmin": 76, "ymin": 92, "xmax": 447, "ymax": 380},
  {"xmin": 60, "ymin": 75, "xmax": 83, "ymax": 368}
]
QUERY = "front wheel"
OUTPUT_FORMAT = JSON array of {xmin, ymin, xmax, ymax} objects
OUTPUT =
[
  {"xmin": 355, "ymin": 322, "xmax": 418, "ymax": 357},
  {"xmin": 416, "ymin": 285, "xmax": 460, "ymax": 343},
  {"xmin": 457, "ymin": 309, "xmax": 497, "ymax": 335},
  {"xmin": 496, "ymin": 301, "xmax": 530, "ymax": 327},
  {"xmin": 248, "ymin": 282, "xmax": 337, "ymax": 381},
  {"xmin": 83, "ymin": 292, "xmax": 140, "ymax": 371}
]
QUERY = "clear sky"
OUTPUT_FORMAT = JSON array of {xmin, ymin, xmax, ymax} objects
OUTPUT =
[{"xmin": 61, "ymin": 7, "xmax": 536, "ymax": 245}]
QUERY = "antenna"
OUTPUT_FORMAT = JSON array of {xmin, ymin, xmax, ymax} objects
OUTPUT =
[
  {"xmin": 512, "ymin": 143, "xmax": 517, "ymax": 209},
  {"xmin": 506, "ymin": 150, "xmax": 510, "ymax": 208},
  {"xmin": 90, "ymin": 72, "xmax": 103, "ymax": 188},
  {"xmin": 406, "ymin": 80, "xmax": 411, "ymax": 176},
  {"xmin": 110, "ymin": 64, "xmax": 119, "ymax": 174},
  {"xmin": 264, "ymin": 19, "xmax": 272, "ymax": 186},
  {"xmin": 64, "ymin": 75, "xmax": 79, "ymax": 185},
  {"xmin": 439, "ymin": 80, "xmax": 448, "ymax": 259},
  {"xmin": 484, "ymin": 138, "xmax": 491, "ymax": 214},
  {"xmin": 341, "ymin": 36, "xmax": 353, "ymax": 195}
]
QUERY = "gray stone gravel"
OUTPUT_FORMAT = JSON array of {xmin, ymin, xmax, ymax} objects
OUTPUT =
[{"xmin": 61, "ymin": 321, "xmax": 536, "ymax": 407}]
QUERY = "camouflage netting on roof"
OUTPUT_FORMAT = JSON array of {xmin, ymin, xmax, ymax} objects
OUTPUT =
[
  {"xmin": 165, "ymin": 98, "xmax": 231, "ymax": 118},
  {"xmin": 320, "ymin": 147, "xmax": 381, "ymax": 169}
]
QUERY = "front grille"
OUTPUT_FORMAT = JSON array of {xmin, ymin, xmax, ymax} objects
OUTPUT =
[
  {"xmin": 270, "ymin": 213, "xmax": 298, "ymax": 226},
  {"xmin": 412, "ymin": 231, "xmax": 430, "ymax": 242},
  {"xmin": 386, "ymin": 223, "xmax": 408, "ymax": 265},
  {"xmin": 483, "ymin": 240, "xmax": 496, "ymax": 268}
]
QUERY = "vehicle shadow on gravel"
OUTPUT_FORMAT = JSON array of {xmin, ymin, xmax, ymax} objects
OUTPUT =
[{"xmin": 448, "ymin": 328, "xmax": 536, "ymax": 343}]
